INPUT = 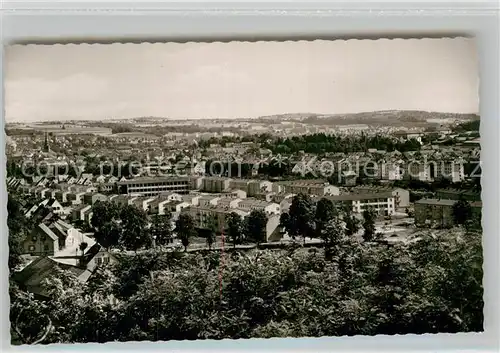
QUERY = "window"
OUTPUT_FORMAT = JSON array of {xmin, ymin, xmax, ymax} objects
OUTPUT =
[
  {"xmin": 96, "ymin": 258, "xmax": 103, "ymax": 265},
  {"xmin": 32, "ymin": 235, "xmax": 37, "ymax": 241},
  {"xmin": 44, "ymin": 244, "xmax": 49, "ymax": 251},
  {"xmin": 103, "ymin": 257, "xmax": 110, "ymax": 264}
]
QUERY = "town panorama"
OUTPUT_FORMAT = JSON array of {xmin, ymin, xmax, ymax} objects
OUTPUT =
[{"xmin": 7, "ymin": 111, "xmax": 482, "ymax": 343}]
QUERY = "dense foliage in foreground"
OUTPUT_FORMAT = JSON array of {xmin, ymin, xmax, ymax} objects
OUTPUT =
[{"xmin": 10, "ymin": 227, "xmax": 483, "ymax": 344}]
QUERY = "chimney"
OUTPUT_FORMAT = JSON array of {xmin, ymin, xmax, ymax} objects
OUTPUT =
[{"xmin": 77, "ymin": 256, "xmax": 86, "ymax": 268}]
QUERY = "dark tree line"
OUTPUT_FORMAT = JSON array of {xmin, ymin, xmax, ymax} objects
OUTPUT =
[
  {"xmin": 10, "ymin": 227, "xmax": 483, "ymax": 344},
  {"xmin": 280, "ymin": 193, "xmax": 377, "ymax": 250},
  {"xmin": 176, "ymin": 209, "xmax": 270, "ymax": 250},
  {"xmin": 262, "ymin": 133, "xmax": 422, "ymax": 155},
  {"xmin": 452, "ymin": 120, "xmax": 480, "ymax": 132},
  {"xmin": 8, "ymin": 192, "xmax": 483, "ymax": 344},
  {"xmin": 91, "ymin": 201, "xmax": 169, "ymax": 252},
  {"xmin": 92, "ymin": 201, "xmax": 271, "ymax": 253}
]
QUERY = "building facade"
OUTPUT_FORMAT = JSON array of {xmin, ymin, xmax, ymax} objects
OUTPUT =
[
  {"xmin": 201, "ymin": 177, "xmax": 232, "ymax": 193},
  {"xmin": 22, "ymin": 224, "xmax": 59, "ymax": 256},
  {"xmin": 117, "ymin": 177, "xmax": 190, "ymax": 196},
  {"xmin": 322, "ymin": 192, "xmax": 396, "ymax": 216},
  {"xmin": 414, "ymin": 198, "xmax": 482, "ymax": 228}
]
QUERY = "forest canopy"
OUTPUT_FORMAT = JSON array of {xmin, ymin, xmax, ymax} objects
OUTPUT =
[{"xmin": 10, "ymin": 227, "xmax": 483, "ymax": 344}]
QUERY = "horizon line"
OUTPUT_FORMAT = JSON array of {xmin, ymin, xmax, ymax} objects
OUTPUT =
[{"xmin": 5, "ymin": 109, "xmax": 480, "ymax": 124}]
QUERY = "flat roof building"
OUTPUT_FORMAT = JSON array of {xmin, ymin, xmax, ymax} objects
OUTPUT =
[{"xmin": 117, "ymin": 176, "xmax": 190, "ymax": 196}]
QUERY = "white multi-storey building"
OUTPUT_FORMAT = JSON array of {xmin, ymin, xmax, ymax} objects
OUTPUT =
[
  {"xmin": 117, "ymin": 176, "xmax": 190, "ymax": 196},
  {"xmin": 277, "ymin": 180, "xmax": 340, "ymax": 197},
  {"xmin": 236, "ymin": 199, "xmax": 280, "ymax": 215},
  {"xmin": 321, "ymin": 192, "xmax": 396, "ymax": 216}
]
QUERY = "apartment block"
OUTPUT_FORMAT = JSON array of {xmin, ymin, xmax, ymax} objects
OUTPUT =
[
  {"xmin": 201, "ymin": 177, "xmax": 232, "ymax": 193},
  {"xmin": 236, "ymin": 199, "xmax": 280, "ymax": 215},
  {"xmin": 349, "ymin": 186, "xmax": 410, "ymax": 208},
  {"xmin": 117, "ymin": 176, "xmax": 190, "ymax": 196},
  {"xmin": 435, "ymin": 188, "xmax": 481, "ymax": 202},
  {"xmin": 228, "ymin": 179, "xmax": 273, "ymax": 197},
  {"xmin": 185, "ymin": 206, "xmax": 280, "ymax": 242},
  {"xmin": 277, "ymin": 180, "xmax": 340, "ymax": 197},
  {"xmin": 414, "ymin": 198, "xmax": 482, "ymax": 228},
  {"xmin": 321, "ymin": 192, "xmax": 396, "ymax": 216}
]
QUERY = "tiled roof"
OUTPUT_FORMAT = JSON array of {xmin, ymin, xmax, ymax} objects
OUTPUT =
[
  {"xmin": 415, "ymin": 198, "xmax": 456, "ymax": 206},
  {"xmin": 415, "ymin": 198, "xmax": 482, "ymax": 208},
  {"xmin": 53, "ymin": 233, "xmax": 97, "ymax": 258},
  {"xmin": 38, "ymin": 223, "xmax": 59, "ymax": 241}
]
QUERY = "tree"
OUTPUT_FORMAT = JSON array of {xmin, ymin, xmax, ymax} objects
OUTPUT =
[
  {"xmin": 465, "ymin": 212, "xmax": 482, "ymax": 233},
  {"xmin": 245, "ymin": 210, "xmax": 268, "ymax": 245},
  {"xmin": 98, "ymin": 222, "xmax": 122, "ymax": 250},
  {"xmin": 91, "ymin": 201, "xmax": 122, "ymax": 250},
  {"xmin": 149, "ymin": 213, "xmax": 173, "ymax": 247},
  {"xmin": 343, "ymin": 205, "xmax": 360, "ymax": 236},
  {"xmin": 279, "ymin": 212, "xmax": 290, "ymax": 234},
  {"xmin": 175, "ymin": 213, "xmax": 196, "ymax": 252},
  {"xmin": 9, "ymin": 225, "xmax": 483, "ymax": 342},
  {"xmin": 206, "ymin": 215, "xmax": 218, "ymax": 250},
  {"xmin": 79, "ymin": 242, "xmax": 88, "ymax": 257},
  {"xmin": 362, "ymin": 207, "xmax": 377, "ymax": 242},
  {"xmin": 120, "ymin": 205, "xmax": 151, "ymax": 252},
  {"xmin": 319, "ymin": 216, "xmax": 345, "ymax": 260},
  {"xmin": 453, "ymin": 198, "xmax": 473, "ymax": 226},
  {"xmin": 287, "ymin": 193, "xmax": 316, "ymax": 244},
  {"xmin": 7, "ymin": 194, "xmax": 28, "ymax": 271},
  {"xmin": 226, "ymin": 212, "xmax": 243, "ymax": 248},
  {"xmin": 314, "ymin": 198, "xmax": 337, "ymax": 238}
]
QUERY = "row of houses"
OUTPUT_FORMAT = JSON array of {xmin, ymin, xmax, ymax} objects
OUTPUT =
[
  {"xmin": 292, "ymin": 155, "xmax": 467, "ymax": 183},
  {"xmin": 16, "ymin": 173, "xmax": 411, "ymax": 225},
  {"xmin": 185, "ymin": 205, "xmax": 281, "ymax": 242},
  {"xmin": 22, "ymin": 218, "xmax": 91, "ymax": 257},
  {"xmin": 117, "ymin": 176, "xmax": 340, "ymax": 198},
  {"xmin": 14, "ymin": 217, "xmax": 117, "ymax": 299},
  {"xmin": 313, "ymin": 192, "xmax": 398, "ymax": 217}
]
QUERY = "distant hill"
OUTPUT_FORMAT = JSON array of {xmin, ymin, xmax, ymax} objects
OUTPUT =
[{"xmin": 258, "ymin": 110, "xmax": 480, "ymax": 126}]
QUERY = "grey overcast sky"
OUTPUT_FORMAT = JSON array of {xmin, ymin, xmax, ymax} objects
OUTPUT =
[{"xmin": 5, "ymin": 38, "xmax": 478, "ymax": 122}]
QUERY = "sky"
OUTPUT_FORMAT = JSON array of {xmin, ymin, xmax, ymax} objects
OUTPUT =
[{"xmin": 4, "ymin": 38, "xmax": 479, "ymax": 122}]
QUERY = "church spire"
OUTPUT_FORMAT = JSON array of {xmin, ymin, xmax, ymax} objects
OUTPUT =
[{"xmin": 43, "ymin": 132, "xmax": 51, "ymax": 152}]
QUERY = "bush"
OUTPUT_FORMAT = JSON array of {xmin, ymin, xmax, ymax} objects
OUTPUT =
[{"xmin": 10, "ymin": 229, "xmax": 483, "ymax": 344}]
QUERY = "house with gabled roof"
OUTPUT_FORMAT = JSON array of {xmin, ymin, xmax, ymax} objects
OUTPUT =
[
  {"xmin": 67, "ymin": 191, "xmax": 86, "ymax": 205},
  {"xmin": 98, "ymin": 182, "xmax": 114, "ymax": 193},
  {"xmin": 163, "ymin": 200, "xmax": 191, "ymax": 215},
  {"xmin": 24, "ymin": 199, "xmax": 50, "ymax": 219},
  {"xmin": 192, "ymin": 161, "xmax": 206, "ymax": 176},
  {"xmin": 54, "ymin": 190, "xmax": 70, "ymax": 203},
  {"xmin": 40, "ymin": 188, "xmax": 52, "ymax": 199},
  {"xmin": 46, "ymin": 198, "xmax": 64, "ymax": 215},
  {"xmin": 72, "ymin": 204, "xmax": 92, "ymax": 224},
  {"xmin": 95, "ymin": 175, "xmax": 107, "ymax": 184},
  {"xmin": 22, "ymin": 223, "xmax": 59, "ymax": 256},
  {"xmin": 110, "ymin": 194, "xmax": 138, "ymax": 207},
  {"xmin": 13, "ymin": 242, "xmax": 118, "ymax": 299},
  {"xmin": 181, "ymin": 194, "xmax": 201, "ymax": 206},
  {"xmin": 83, "ymin": 192, "xmax": 108, "ymax": 206},
  {"xmin": 107, "ymin": 176, "xmax": 119, "ymax": 184},
  {"xmin": 147, "ymin": 197, "xmax": 168, "ymax": 215},
  {"xmin": 132, "ymin": 196, "xmax": 156, "ymax": 212},
  {"xmin": 35, "ymin": 187, "xmax": 50, "ymax": 199},
  {"xmin": 198, "ymin": 195, "xmax": 220, "ymax": 208}
]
